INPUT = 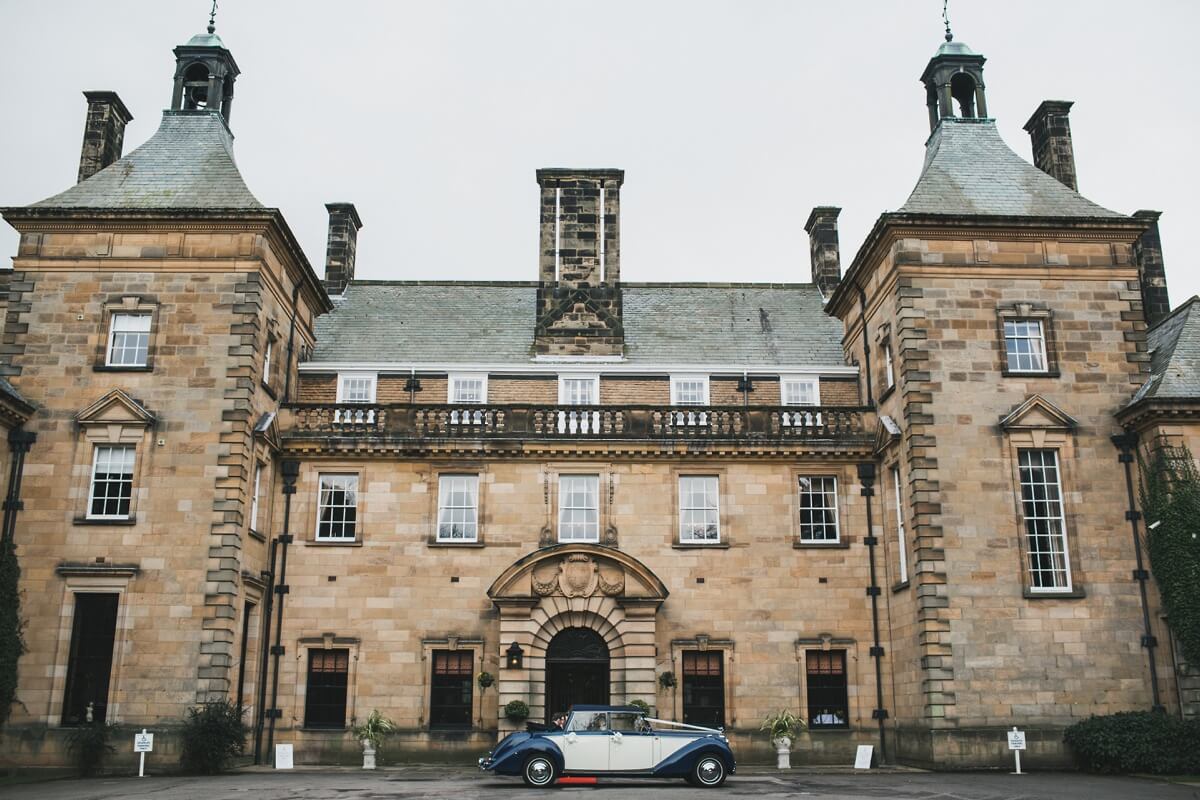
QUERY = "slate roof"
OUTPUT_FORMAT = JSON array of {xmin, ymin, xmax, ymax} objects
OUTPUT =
[
  {"xmin": 898, "ymin": 118, "xmax": 1124, "ymax": 218},
  {"xmin": 32, "ymin": 111, "xmax": 262, "ymax": 210},
  {"xmin": 310, "ymin": 282, "xmax": 847, "ymax": 367},
  {"xmin": 1131, "ymin": 297, "xmax": 1200, "ymax": 403}
]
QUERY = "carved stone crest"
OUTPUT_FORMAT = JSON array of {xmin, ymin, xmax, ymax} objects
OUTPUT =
[
  {"xmin": 529, "ymin": 554, "xmax": 625, "ymax": 598},
  {"xmin": 560, "ymin": 554, "xmax": 599, "ymax": 598}
]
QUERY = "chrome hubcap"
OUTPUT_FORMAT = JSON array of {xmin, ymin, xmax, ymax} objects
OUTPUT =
[
  {"xmin": 698, "ymin": 758, "xmax": 721, "ymax": 784},
  {"xmin": 528, "ymin": 759, "xmax": 551, "ymax": 784}
]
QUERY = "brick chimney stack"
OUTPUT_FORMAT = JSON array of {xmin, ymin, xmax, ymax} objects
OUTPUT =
[
  {"xmin": 1023, "ymin": 100, "xmax": 1078, "ymax": 191},
  {"xmin": 77, "ymin": 91, "xmax": 133, "ymax": 183},
  {"xmin": 323, "ymin": 203, "xmax": 363, "ymax": 296},
  {"xmin": 805, "ymin": 207, "xmax": 842, "ymax": 298},
  {"xmin": 1133, "ymin": 210, "xmax": 1171, "ymax": 327}
]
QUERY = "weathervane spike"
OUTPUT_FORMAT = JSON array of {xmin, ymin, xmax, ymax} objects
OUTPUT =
[
  {"xmin": 208, "ymin": 0, "xmax": 218, "ymax": 34},
  {"xmin": 942, "ymin": 0, "xmax": 953, "ymax": 41}
]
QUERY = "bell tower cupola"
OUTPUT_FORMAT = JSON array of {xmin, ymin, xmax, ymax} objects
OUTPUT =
[
  {"xmin": 919, "ymin": 15, "xmax": 988, "ymax": 133},
  {"xmin": 169, "ymin": 5, "xmax": 240, "ymax": 125}
]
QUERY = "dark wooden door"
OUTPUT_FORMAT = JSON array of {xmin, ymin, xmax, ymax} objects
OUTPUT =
[
  {"xmin": 61, "ymin": 593, "xmax": 119, "ymax": 725},
  {"xmin": 546, "ymin": 661, "xmax": 609, "ymax": 721}
]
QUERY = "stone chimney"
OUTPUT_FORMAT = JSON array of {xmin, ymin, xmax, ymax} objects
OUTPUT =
[
  {"xmin": 804, "ymin": 206, "xmax": 842, "ymax": 297},
  {"xmin": 1023, "ymin": 100, "xmax": 1078, "ymax": 191},
  {"xmin": 1133, "ymin": 210, "xmax": 1171, "ymax": 327},
  {"xmin": 77, "ymin": 91, "xmax": 133, "ymax": 183},
  {"xmin": 323, "ymin": 203, "xmax": 363, "ymax": 296},
  {"xmin": 534, "ymin": 169, "xmax": 625, "ymax": 356}
]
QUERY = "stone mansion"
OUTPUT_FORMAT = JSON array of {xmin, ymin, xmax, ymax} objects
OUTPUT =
[{"xmin": 1, "ymin": 16, "xmax": 1197, "ymax": 770}]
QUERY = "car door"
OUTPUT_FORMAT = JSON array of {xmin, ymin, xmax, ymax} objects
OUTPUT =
[
  {"xmin": 607, "ymin": 712, "xmax": 655, "ymax": 771},
  {"xmin": 560, "ymin": 710, "xmax": 610, "ymax": 772}
]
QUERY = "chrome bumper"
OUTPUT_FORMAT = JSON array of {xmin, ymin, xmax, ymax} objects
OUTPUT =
[{"xmin": 478, "ymin": 756, "xmax": 493, "ymax": 770}]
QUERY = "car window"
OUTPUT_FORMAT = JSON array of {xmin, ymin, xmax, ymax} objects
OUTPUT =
[
  {"xmin": 568, "ymin": 711, "xmax": 607, "ymax": 732},
  {"xmin": 610, "ymin": 712, "xmax": 641, "ymax": 732}
]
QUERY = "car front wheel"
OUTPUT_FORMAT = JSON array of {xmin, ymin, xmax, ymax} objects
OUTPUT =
[
  {"xmin": 522, "ymin": 754, "xmax": 558, "ymax": 788},
  {"xmin": 691, "ymin": 755, "xmax": 727, "ymax": 787}
]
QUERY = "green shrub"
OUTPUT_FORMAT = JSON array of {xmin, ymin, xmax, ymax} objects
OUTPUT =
[
  {"xmin": 179, "ymin": 700, "xmax": 247, "ymax": 774},
  {"xmin": 0, "ymin": 535, "xmax": 24, "ymax": 727},
  {"xmin": 1063, "ymin": 712, "xmax": 1200, "ymax": 774},
  {"xmin": 65, "ymin": 722, "xmax": 116, "ymax": 776},
  {"xmin": 628, "ymin": 699, "xmax": 651, "ymax": 716},
  {"xmin": 504, "ymin": 700, "xmax": 529, "ymax": 721}
]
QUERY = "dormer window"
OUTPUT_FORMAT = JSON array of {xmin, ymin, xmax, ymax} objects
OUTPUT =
[
  {"xmin": 558, "ymin": 375, "xmax": 599, "ymax": 405},
  {"xmin": 449, "ymin": 374, "xmax": 487, "ymax": 404},
  {"xmin": 337, "ymin": 373, "xmax": 377, "ymax": 404},
  {"xmin": 670, "ymin": 375, "xmax": 709, "ymax": 406},
  {"xmin": 781, "ymin": 377, "xmax": 820, "ymax": 406}
]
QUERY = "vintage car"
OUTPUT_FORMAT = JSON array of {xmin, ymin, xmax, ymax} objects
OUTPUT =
[{"xmin": 478, "ymin": 705, "xmax": 735, "ymax": 788}]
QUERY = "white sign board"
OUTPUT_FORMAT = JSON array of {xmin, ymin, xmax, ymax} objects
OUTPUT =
[
  {"xmin": 133, "ymin": 732, "xmax": 154, "ymax": 753},
  {"xmin": 275, "ymin": 743, "xmax": 294, "ymax": 770},
  {"xmin": 854, "ymin": 744, "xmax": 874, "ymax": 769},
  {"xmin": 1007, "ymin": 730, "xmax": 1026, "ymax": 750}
]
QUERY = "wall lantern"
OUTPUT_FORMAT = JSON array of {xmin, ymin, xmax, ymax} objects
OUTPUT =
[{"xmin": 506, "ymin": 642, "xmax": 524, "ymax": 669}]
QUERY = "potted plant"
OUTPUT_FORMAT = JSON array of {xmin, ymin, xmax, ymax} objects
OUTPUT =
[
  {"xmin": 628, "ymin": 699, "xmax": 651, "ymax": 716},
  {"xmin": 504, "ymin": 700, "xmax": 530, "ymax": 722},
  {"xmin": 351, "ymin": 710, "xmax": 397, "ymax": 770},
  {"xmin": 760, "ymin": 709, "xmax": 805, "ymax": 769},
  {"xmin": 658, "ymin": 671, "xmax": 677, "ymax": 690},
  {"xmin": 477, "ymin": 671, "xmax": 495, "ymax": 690}
]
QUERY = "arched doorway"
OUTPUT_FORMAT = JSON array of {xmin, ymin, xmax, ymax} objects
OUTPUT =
[{"xmin": 545, "ymin": 627, "xmax": 610, "ymax": 721}]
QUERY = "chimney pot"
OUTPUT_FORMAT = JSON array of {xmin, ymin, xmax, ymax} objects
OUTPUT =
[
  {"xmin": 323, "ymin": 203, "xmax": 363, "ymax": 296},
  {"xmin": 804, "ymin": 206, "xmax": 842, "ymax": 298},
  {"xmin": 1133, "ymin": 210, "xmax": 1171, "ymax": 327},
  {"xmin": 1023, "ymin": 100, "xmax": 1078, "ymax": 191},
  {"xmin": 77, "ymin": 91, "xmax": 133, "ymax": 183}
]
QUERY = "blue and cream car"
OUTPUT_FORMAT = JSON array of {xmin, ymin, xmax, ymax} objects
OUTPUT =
[{"xmin": 479, "ymin": 705, "xmax": 735, "ymax": 788}]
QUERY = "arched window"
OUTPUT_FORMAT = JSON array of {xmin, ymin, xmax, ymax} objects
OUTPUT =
[
  {"xmin": 950, "ymin": 72, "xmax": 977, "ymax": 118},
  {"xmin": 182, "ymin": 62, "xmax": 211, "ymax": 110}
]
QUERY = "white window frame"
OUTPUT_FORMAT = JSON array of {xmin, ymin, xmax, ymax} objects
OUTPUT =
[
  {"xmin": 678, "ymin": 475, "xmax": 721, "ymax": 544},
  {"xmin": 436, "ymin": 474, "xmax": 480, "ymax": 542},
  {"xmin": 883, "ymin": 342, "xmax": 895, "ymax": 389},
  {"xmin": 262, "ymin": 339, "xmax": 273, "ymax": 387},
  {"xmin": 1003, "ymin": 320, "xmax": 1049, "ymax": 374},
  {"xmin": 105, "ymin": 313, "xmax": 152, "ymax": 368},
  {"xmin": 336, "ymin": 372, "xmax": 377, "ymax": 404},
  {"xmin": 1017, "ymin": 449, "xmax": 1074, "ymax": 592},
  {"xmin": 557, "ymin": 474, "xmax": 600, "ymax": 543},
  {"xmin": 891, "ymin": 465, "xmax": 907, "ymax": 580},
  {"xmin": 797, "ymin": 475, "xmax": 840, "ymax": 543},
  {"xmin": 86, "ymin": 445, "xmax": 137, "ymax": 520},
  {"xmin": 250, "ymin": 462, "xmax": 263, "ymax": 534},
  {"xmin": 670, "ymin": 374, "xmax": 710, "ymax": 406},
  {"xmin": 780, "ymin": 376, "xmax": 821, "ymax": 406},
  {"xmin": 315, "ymin": 473, "xmax": 359, "ymax": 542},
  {"xmin": 448, "ymin": 373, "xmax": 488, "ymax": 404},
  {"xmin": 557, "ymin": 374, "xmax": 600, "ymax": 405}
]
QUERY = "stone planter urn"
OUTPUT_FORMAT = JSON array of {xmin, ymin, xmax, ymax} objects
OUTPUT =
[
  {"xmin": 773, "ymin": 736, "xmax": 792, "ymax": 769},
  {"xmin": 361, "ymin": 739, "xmax": 376, "ymax": 770}
]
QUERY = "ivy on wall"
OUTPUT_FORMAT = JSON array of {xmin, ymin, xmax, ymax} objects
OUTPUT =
[
  {"xmin": 0, "ymin": 534, "xmax": 24, "ymax": 727},
  {"xmin": 1139, "ymin": 444, "xmax": 1200, "ymax": 669}
]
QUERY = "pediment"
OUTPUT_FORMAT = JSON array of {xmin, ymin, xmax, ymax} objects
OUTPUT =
[
  {"xmin": 537, "ymin": 289, "xmax": 622, "ymax": 335},
  {"xmin": 489, "ymin": 544, "xmax": 668, "ymax": 603},
  {"xmin": 75, "ymin": 389, "xmax": 154, "ymax": 427},
  {"xmin": 254, "ymin": 411, "xmax": 280, "ymax": 450},
  {"xmin": 874, "ymin": 414, "xmax": 901, "ymax": 454},
  {"xmin": 999, "ymin": 394, "xmax": 1077, "ymax": 433}
]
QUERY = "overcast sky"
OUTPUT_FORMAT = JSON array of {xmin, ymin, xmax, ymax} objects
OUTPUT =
[{"xmin": 2, "ymin": 1, "xmax": 1197, "ymax": 304}]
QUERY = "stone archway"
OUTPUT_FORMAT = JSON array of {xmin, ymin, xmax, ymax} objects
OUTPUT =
[{"xmin": 488, "ymin": 544, "xmax": 668, "ymax": 733}]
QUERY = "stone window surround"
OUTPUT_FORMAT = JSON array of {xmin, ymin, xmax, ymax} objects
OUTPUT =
[
  {"xmin": 996, "ymin": 304, "xmax": 1060, "ymax": 378},
  {"xmin": 304, "ymin": 465, "xmax": 364, "ymax": 547},
  {"xmin": 789, "ymin": 469, "xmax": 848, "ymax": 549},
  {"xmin": 668, "ymin": 637, "xmax": 735, "ymax": 728},
  {"xmin": 291, "ymin": 634, "xmax": 361, "ymax": 732},
  {"xmin": 795, "ymin": 635, "xmax": 860, "ymax": 731},
  {"xmin": 73, "ymin": 422, "xmax": 151, "ymax": 527},
  {"xmin": 234, "ymin": 584, "xmax": 265, "ymax": 721},
  {"xmin": 93, "ymin": 295, "xmax": 160, "ymax": 373},
  {"xmin": 885, "ymin": 460, "xmax": 910, "ymax": 592},
  {"xmin": 427, "ymin": 464, "xmax": 488, "ymax": 547},
  {"xmin": 419, "ymin": 637, "xmax": 485, "ymax": 730},
  {"xmin": 46, "ymin": 566, "xmax": 138, "ymax": 727},
  {"xmin": 261, "ymin": 317, "xmax": 280, "ymax": 398},
  {"xmin": 670, "ymin": 467, "xmax": 730, "ymax": 549},
  {"xmin": 248, "ymin": 447, "xmax": 272, "ymax": 542},
  {"xmin": 1001, "ymin": 427, "xmax": 1085, "ymax": 599},
  {"xmin": 541, "ymin": 463, "xmax": 616, "ymax": 547}
]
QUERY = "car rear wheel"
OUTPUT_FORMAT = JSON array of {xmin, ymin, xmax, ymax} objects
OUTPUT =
[
  {"xmin": 522, "ymin": 754, "xmax": 558, "ymax": 788},
  {"xmin": 692, "ymin": 755, "xmax": 727, "ymax": 787}
]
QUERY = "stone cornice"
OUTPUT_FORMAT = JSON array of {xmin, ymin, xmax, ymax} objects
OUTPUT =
[{"xmin": 1117, "ymin": 397, "xmax": 1200, "ymax": 429}]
